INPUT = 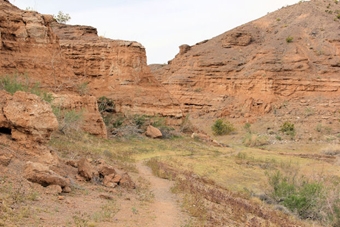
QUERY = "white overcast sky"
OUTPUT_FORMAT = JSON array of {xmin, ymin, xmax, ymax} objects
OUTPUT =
[{"xmin": 10, "ymin": 0, "xmax": 302, "ymax": 64}]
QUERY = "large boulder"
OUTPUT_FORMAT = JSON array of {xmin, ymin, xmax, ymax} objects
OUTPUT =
[
  {"xmin": 145, "ymin": 125, "xmax": 163, "ymax": 138},
  {"xmin": 0, "ymin": 91, "xmax": 58, "ymax": 145},
  {"xmin": 24, "ymin": 161, "xmax": 70, "ymax": 192}
]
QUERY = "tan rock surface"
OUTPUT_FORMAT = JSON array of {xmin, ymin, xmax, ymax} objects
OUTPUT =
[
  {"xmin": 0, "ymin": 91, "xmax": 58, "ymax": 145},
  {"xmin": 52, "ymin": 94, "xmax": 107, "ymax": 138},
  {"xmin": 145, "ymin": 125, "xmax": 163, "ymax": 138},
  {"xmin": 77, "ymin": 157, "xmax": 97, "ymax": 181},
  {"xmin": 24, "ymin": 161, "xmax": 70, "ymax": 189}
]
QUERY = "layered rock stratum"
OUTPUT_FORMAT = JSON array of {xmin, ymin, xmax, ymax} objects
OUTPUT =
[
  {"xmin": 151, "ymin": 0, "xmax": 340, "ymax": 121},
  {"xmin": 51, "ymin": 23, "xmax": 182, "ymax": 121},
  {"xmin": 0, "ymin": 0, "xmax": 183, "ymax": 137}
]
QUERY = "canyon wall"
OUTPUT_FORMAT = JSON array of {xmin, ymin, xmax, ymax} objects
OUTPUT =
[
  {"xmin": 52, "ymin": 23, "xmax": 182, "ymax": 123},
  {"xmin": 151, "ymin": 0, "xmax": 340, "ymax": 119}
]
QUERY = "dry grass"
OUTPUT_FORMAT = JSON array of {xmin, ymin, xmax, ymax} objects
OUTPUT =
[{"xmin": 46, "ymin": 126, "xmax": 340, "ymax": 226}]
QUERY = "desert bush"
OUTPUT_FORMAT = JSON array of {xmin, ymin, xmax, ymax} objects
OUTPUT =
[
  {"xmin": 279, "ymin": 121, "xmax": 295, "ymax": 137},
  {"xmin": 53, "ymin": 11, "xmax": 71, "ymax": 23},
  {"xmin": 133, "ymin": 114, "xmax": 147, "ymax": 128},
  {"xmin": 52, "ymin": 107, "xmax": 83, "ymax": 134},
  {"xmin": 211, "ymin": 119, "xmax": 235, "ymax": 135},
  {"xmin": 98, "ymin": 96, "xmax": 115, "ymax": 113},
  {"xmin": 242, "ymin": 132, "xmax": 269, "ymax": 147},
  {"xmin": 244, "ymin": 123, "xmax": 251, "ymax": 132},
  {"xmin": 266, "ymin": 169, "xmax": 340, "ymax": 225},
  {"xmin": 76, "ymin": 82, "xmax": 89, "ymax": 95},
  {"xmin": 180, "ymin": 115, "xmax": 195, "ymax": 133},
  {"xmin": 286, "ymin": 36, "xmax": 294, "ymax": 43},
  {"xmin": 321, "ymin": 144, "xmax": 340, "ymax": 155},
  {"xmin": 267, "ymin": 170, "xmax": 324, "ymax": 219}
]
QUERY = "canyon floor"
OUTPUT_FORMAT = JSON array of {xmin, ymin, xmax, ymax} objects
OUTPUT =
[{"xmin": 1, "ymin": 123, "xmax": 339, "ymax": 226}]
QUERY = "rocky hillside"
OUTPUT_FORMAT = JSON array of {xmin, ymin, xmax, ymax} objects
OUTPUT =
[{"xmin": 151, "ymin": 0, "xmax": 340, "ymax": 122}]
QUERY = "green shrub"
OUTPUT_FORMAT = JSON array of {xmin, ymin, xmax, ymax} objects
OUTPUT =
[
  {"xmin": 244, "ymin": 123, "xmax": 251, "ymax": 132},
  {"xmin": 286, "ymin": 36, "xmax": 294, "ymax": 43},
  {"xmin": 53, "ymin": 11, "xmax": 71, "ymax": 24},
  {"xmin": 279, "ymin": 121, "xmax": 295, "ymax": 136},
  {"xmin": 211, "ymin": 119, "xmax": 235, "ymax": 135},
  {"xmin": 132, "ymin": 114, "xmax": 147, "ymax": 128},
  {"xmin": 267, "ymin": 170, "xmax": 325, "ymax": 220},
  {"xmin": 98, "ymin": 96, "xmax": 115, "ymax": 113},
  {"xmin": 0, "ymin": 75, "xmax": 53, "ymax": 103},
  {"xmin": 52, "ymin": 107, "xmax": 83, "ymax": 134}
]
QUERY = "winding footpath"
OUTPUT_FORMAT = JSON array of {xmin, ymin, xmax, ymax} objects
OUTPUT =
[{"xmin": 136, "ymin": 161, "xmax": 187, "ymax": 227}]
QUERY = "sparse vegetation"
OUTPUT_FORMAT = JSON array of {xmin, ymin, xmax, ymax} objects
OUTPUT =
[
  {"xmin": 53, "ymin": 11, "xmax": 71, "ymax": 24},
  {"xmin": 286, "ymin": 36, "xmax": 294, "ymax": 43},
  {"xmin": 266, "ymin": 168, "xmax": 340, "ymax": 225},
  {"xmin": 242, "ymin": 132, "xmax": 269, "ymax": 147},
  {"xmin": 76, "ymin": 82, "xmax": 89, "ymax": 95},
  {"xmin": 0, "ymin": 74, "xmax": 53, "ymax": 103},
  {"xmin": 279, "ymin": 121, "xmax": 295, "ymax": 137},
  {"xmin": 52, "ymin": 106, "xmax": 84, "ymax": 134},
  {"xmin": 211, "ymin": 119, "xmax": 235, "ymax": 135}
]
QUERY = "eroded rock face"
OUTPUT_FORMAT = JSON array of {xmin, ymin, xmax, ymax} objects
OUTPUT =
[
  {"xmin": 152, "ymin": 0, "xmax": 340, "ymax": 119},
  {"xmin": 52, "ymin": 23, "xmax": 183, "ymax": 122},
  {"xmin": 52, "ymin": 94, "xmax": 107, "ymax": 138},
  {"xmin": 0, "ymin": 90, "xmax": 58, "ymax": 145},
  {"xmin": 0, "ymin": 1, "xmax": 74, "ymax": 88}
]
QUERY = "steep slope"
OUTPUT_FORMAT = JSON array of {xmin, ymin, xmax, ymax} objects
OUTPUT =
[{"xmin": 151, "ymin": 0, "xmax": 340, "ymax": 120}]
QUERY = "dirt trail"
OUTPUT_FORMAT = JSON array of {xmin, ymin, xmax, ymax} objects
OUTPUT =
[{"xmin": 136, "ymin": 161, "xmax": 187, "ymax": 227}]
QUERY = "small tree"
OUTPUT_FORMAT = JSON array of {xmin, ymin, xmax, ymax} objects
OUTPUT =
[
  {"xmin": 211, "ymin": 119, "xmax": 235, "ymax": 135},
  {"xmin": 54, "ymin": 11, "xmax": 71, "ymax": 24}
]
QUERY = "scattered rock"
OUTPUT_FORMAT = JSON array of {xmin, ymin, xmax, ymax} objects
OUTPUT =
[
  {"xmin": 0, "ymin": 153, "xmax": 12, "ymax": 166},
  {"xmin": 65, "ymin": 159, "xmax": 78, "ymax": 168},
  {"xmin": 24, "ymin": 161, "xmax": 70, "ymax": 189},
  {"xmin": 45, "ymin": 185, "xmax": 62, "ymax": 195},
  {"xmin": 119, "ymin": 173, "xmax": 136, "ymax": 189},
  {"xmin": 98, "ymin": 161, "xmax": 116, "ymax": 177},
  {"xmin": 103, "ymin": 174, "xmax": 118, "ymax": 188},
  {"xmin": 99, "ymin": 194, "xmax": 114, "ymax": 200},
  {"xmin": 145, "ymin": 125, "xmax": 163, "ymax": 138},
  {"xmin": 63, "ymin": 186, "xmax": 72, "ymax": 193},
  {"xmin": 112, "ymin": 174, "xmax": 122, "ymax": 183},
  {"xmin": 78, "ymin": 157, "xmax": 97, "ymax": 181},
  {"xmin": 58, "ymin": 196, "xmax": 65, "ymax": 200}
]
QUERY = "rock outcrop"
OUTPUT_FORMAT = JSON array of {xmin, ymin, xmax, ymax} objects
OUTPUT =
[
  {"xmin": 52, "ymin": 23, "xmax": 183, "ymax": 122},
  {"xmin": 0, "ymin": 0, "xmax": 74, "ymax": 89},
  {"xmin": 0, "ymin": 90, "xmax": 58, "ymax": 145},
  {"xmin": 52, "ymin": 94, "xmax": 107, "ymax": 138},
  {"xmin": 151, "ymin": 0, "xmax": 340, "ymax": 119}
]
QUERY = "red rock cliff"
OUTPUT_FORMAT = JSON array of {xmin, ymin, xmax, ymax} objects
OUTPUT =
[
  {"xmin": 52, "ymin": 23, "xmax": 183, "ymax": 122},
  {"xmin": 151, "ymin": 0, "xmax": 340, "ymax": 119}
]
